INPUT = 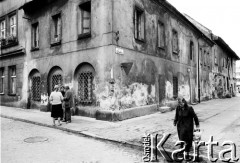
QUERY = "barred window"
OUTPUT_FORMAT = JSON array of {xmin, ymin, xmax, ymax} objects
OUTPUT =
[
  {"xmin": 32, "ymin": 76, "xmax": 41, "ymax": 101},
  {"xmin": 51, "ymin": 74, "xmax": 62, "ymax": 91},
  {"xmin": 78, "ymin": 71, "xmax": 93, "ymax": 104},
  {"xmin": 0, "ymin": 68, "xmax": 4, "ymax": 94},
  {"xmin": 9, "ymin": 66, "xmax": 16, "ymax": 94},
  {"xmin": 173, "ymin": 76, "xmax": 178, "ymax": 99}
]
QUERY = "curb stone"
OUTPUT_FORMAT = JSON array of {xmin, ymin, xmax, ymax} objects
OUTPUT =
[{"xmin": 1, "ymin": 114, "xmax": 209, "ymax": 162}]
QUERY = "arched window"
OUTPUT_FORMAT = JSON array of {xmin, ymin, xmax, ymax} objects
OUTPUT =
[
  {"xmin": 29, "ymin": 69, "xmax": 41, "ymax": 101},
  {"xmin": 74, "ymin": 63, "xmax": 95, "ymax": 105},
  {"xmin": 48, "ymin": 67, "xmax": 63, "ymax": 93}
]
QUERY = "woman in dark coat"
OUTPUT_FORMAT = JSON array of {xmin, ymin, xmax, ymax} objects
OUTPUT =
[{"xmin": 174, "ymin": 97, "xmax": 199, "ymax": 157}]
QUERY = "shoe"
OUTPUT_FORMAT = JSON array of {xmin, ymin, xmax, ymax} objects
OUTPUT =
[
  {"xmin": 52, "ymin": 124, "xmax": 56, "ymax": 126},
  {"xmin": 58, "ymin": 124, "xmax": 62, "ymax": 126}
]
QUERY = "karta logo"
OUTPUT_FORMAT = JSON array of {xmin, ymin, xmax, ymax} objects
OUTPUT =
[{"xmin": 142, "ymin": 134, "xmax": 239, "ymax": 162}]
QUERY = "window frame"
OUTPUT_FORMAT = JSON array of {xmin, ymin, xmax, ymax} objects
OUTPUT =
[
  {"xmin": 172, "ymin": 29, "xmax": 179, "ymax": 54},
  {"xmin": 9, "ymin": 14, "xmax": 17, "ymax": 37},
  {"xmin": 0, "ymin": 68, "xmax": 5, "ymax": 94},
  {"xmin": 214, "ymin": 49, "xmax": 218, "ymax": 65},
  {"xmin": 8, "ymin": 65, "xmax": 17, "ymax": 95},
  {"xmin": 134, "ymin": 6, "xmax": 145, "ymax": 42},
  {"xmin": 31, "ymin": 22, "xmax": 39, "ymax": 50},
  {"xmin": 173, "ymin": 76, "xmax": 178, "ymax": 99},
  {"xmin": 50, "ymin": 13, "xmax": 62, "ymax": 46},
  {"xmin": 0, "ymin": 19, "xmax": 6, "ymax": 39},
  {"xmin": 157, "ymin": 21, "xmax": 165, "ymax": 49},
  {"xmin": 190, "ymin": 41, "xmax": 194, "ymax": 60},
  {"xmin": 78, "ymin": 1, "xmax": 91, "ymax": 39}
]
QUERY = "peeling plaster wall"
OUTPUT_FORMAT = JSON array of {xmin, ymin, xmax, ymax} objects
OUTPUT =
[{"xmin": 111, "ymin": 0, "xmax": 202, "ymax": 105}]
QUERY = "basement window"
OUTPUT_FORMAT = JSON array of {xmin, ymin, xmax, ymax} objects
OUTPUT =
[
  {"xmin": 78, "ymin": 1, "xmax": 91, "ymax": 39},
  {"xmin": 134, "ymin": 6, "xmax": 145, "ymax": 41}
]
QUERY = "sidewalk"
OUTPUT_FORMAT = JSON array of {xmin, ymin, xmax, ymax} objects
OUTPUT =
[{"xmin": 1, "ymin": 96, "xmax": 240, "ymax": 162}]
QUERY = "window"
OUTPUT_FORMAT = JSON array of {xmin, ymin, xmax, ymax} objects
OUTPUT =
[
  {"xmin": 9, "ymin": 66, "xmax": 16, "ymax": 94},
  {"xmin": 207, "ymin": 52, "xmax": 210, "ymax": 67},
  {"xmin": 172, "ymin": 30, "xmax": 178, "ymax": 53},
  {"xmin": 51, "ymin": 14, "xmax": 61, "ymax": 44},
  {"xmin": 0, "ymin": 68, "xmax": 4, "ymax": 94},
  {"xmin": 31, "ymin": 75, "xmax": 41, "ymax": 101},
  {"xmin": 32, "ymin": 22, "xmax": 39, "ymax": 49},
  {"xmin": 200, "ymin": 48, "xmax": 202, "ymax": 65},
  {"xmin": 214, "ymin": 49, "xmax": 218, "ymax": 65},
  {"xmin": 78, "ymin": 1, "xmax": 91, "ymax": 37},
  {"xmin": 204, "ymin": 50, "xmax": 206, "ymax": 66},
  {"xmin": 78, "ymin": 71, "xmax": 93, "ymax": 104},
  {"xmin": 0, "ymin": 20, "xmax": 6, "ymax": 39},
  {"xmin": 225, "ymin": 58, "xmax": 228, "ymax": 68},
  {"xmin": 9, "ymin": 14, "xmax": 17, "ymax": 37},
  {"xmin": 222, "ymin": 58, "xmax": 225, "ymax": 68},
  {"xmin": 134, "ymin": 7, "xmax": 145, "ymax": 41},
  {"xmin": 190, "ymin": 41, "xmax": 194, "ymax": 60},
  {"xmin": 173, "ymin": 76, "xmax": 178, "ymax": 99},
  {"xmin": 157, "ymin": 22, "xmax": 165, "ymax": 48}
]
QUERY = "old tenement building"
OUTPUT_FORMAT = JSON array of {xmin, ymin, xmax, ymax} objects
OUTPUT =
[{"xmin": 0, "ymin": 0, "xmax": 239, "ymax": 114}]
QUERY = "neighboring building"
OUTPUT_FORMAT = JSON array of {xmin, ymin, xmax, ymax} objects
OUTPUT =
[
  {"xmin": 236, "ymin": 62, "xmax": 240, "ymax": 93},
  {"xmin": 0, "ymin": 0, "xmax": 26, "ymax": 107},
  {"xmin": 185, "ymin": 14, "xmax": 240, "ymax": 99},
  {"xmin": 0, "ymin": 0, "xmax": 238, "ymax": 113}
]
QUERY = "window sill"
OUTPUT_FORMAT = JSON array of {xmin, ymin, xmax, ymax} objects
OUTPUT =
[
  {"xmin": 135, "ymin": 38, "xmax": 145, "ymax": 43},
  {"xmin": 31, "ymin": 47, "xmax": 39, "ymax": 52},
  {"xmin": 8, "ymin": 94, "xmax": 16, "ymax": 96},
  {"xmin": 172, "ymin": 51, "xmax": 179, "ymax": 55},
  {"xmin": 0, "ymin": 93, "xmax": 4, "ymax": 95},
  {"xmin": 158, "ymin": 47, "xmax": 165, "ymax": 50},
  {"xmin": 50, "ymin": 40, "xmax": 61, "ymax": 47},
  {"xmin": 78, "ymin": 33, "xmax": 91, "ymax": 40},
  {"xmin": 1, "ymin": 41, "xmax": 19, "ymax": 49}
]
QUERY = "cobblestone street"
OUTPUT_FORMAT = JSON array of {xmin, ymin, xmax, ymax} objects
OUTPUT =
[
  {"xmin": 1, "ymin": 117, "xmax": 145, "ymax": 163},
  {"xmin": 1, "ymin": 95, "xmax": 240, "ymax": 162}
]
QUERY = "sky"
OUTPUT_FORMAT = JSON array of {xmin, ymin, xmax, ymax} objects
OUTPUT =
[{"xmin": 166, "ymin": 0, "xmax": 240, "ymax": 66}]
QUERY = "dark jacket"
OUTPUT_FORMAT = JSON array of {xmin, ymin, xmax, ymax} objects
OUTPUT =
[
  {"xmin": 64, "ymin": 89, "xmax": 73, "ymax": 108},
  {"xmin": 174, "ymin": 105, "xmax": 199, "ymax": 142}
]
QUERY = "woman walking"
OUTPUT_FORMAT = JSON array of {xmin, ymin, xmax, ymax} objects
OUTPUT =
[
  {"xmin": 49, "ymin": 85, "xmax": 63, "ymax": 126},
  {"xmin": 174, "ymin": 97, "xmax": 199, "ymax": 160}
]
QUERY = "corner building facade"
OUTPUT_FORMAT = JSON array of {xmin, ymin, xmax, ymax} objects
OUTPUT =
[{"xmin": 0, "ymin": 0, "xmax": 238, "ymax": 113}]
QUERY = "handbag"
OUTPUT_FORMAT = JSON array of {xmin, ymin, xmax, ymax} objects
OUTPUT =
[{"xmin": 193, "ymin": 128, "xmax": 202, "ymax": 142}]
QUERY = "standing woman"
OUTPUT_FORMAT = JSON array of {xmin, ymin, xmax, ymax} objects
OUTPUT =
[
  {"xmin": 63, "ymin": 86, "xmax": 73, "ymax": 123},
  {"xmin": 174, "ymin": 97, "xmax": 199, "ymax": 159},
  {"xmin": 49, "ymin": 85, "xmax": 63, "ymax": 126}
]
